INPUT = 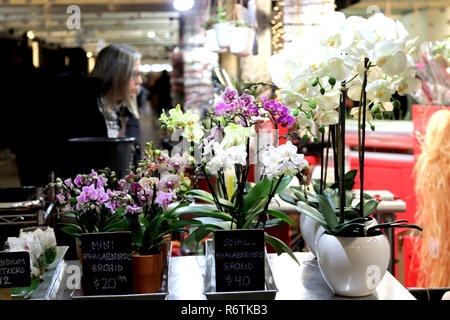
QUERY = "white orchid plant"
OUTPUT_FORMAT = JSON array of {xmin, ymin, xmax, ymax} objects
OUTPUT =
[
  {"xmin": 160, "ymin": 89, "xmax": 309, "ymax": 262},
  {"xmin": 272, "ymin": 12, "xmax": 422, "ymax": 236}
]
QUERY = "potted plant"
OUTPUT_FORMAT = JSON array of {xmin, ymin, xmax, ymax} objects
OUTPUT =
[
  {"xmin": 47, "ymin": 168, "xmax": 129, "ymax": 262},
  {"xmin": 160, "ymin": 86, "xmax": 308, "ymax": 269},
  {"xmin": 229, "ymin": 20, "xmax": 255, "ymax": 57},
  {"xmin": 119, "ymin": 142, "xmax": 201, "ymax": 294},
  {"xmin": 213, "ymin": 4, "xmax": 233, "ymax": 49},
  {"xmin": 270, "ymin": 12, "xmax": 423, "ymax": 296},
  {"xmin": 203, "ymin": 17, "xmax": 226, "ymax": 53}
]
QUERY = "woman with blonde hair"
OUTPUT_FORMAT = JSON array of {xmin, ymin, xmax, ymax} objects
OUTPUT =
[
  {"xmin": 14, "ymin": 44, "xmax": 143, "ymax": 186},
  {"xmin": 414, "ymin": 109, "xmax": 450, "ymax": 288}
]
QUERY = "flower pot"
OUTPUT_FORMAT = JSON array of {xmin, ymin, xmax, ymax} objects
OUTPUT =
[
  {"xmin": 214, "ymin": 22, "xmax": 233, "ymax": 48},
  {"xmin": 229, "ymin": 27, "xmax": 255, "ymax": 57},
  {"xmin": 161, "ymin": 234, "xmax": 172, "ymax": 266},
  {"xmin": 316, "ymin": 232, "xmax": 390, "ymax": 297},
  {"xmin": 205, "ymin": 29, "xmax": 227, "ymax": 53},
  {"xmin": 299, "ymin": 213, "xmax": 323, "ymax": 257},
  {"xmin": 132, "ymin": 252, "xmax": 164, "ymax": 294}
]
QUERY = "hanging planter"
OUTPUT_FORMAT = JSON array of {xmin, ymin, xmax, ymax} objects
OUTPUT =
[
  {"xmin": 205, "ymin": 28, "xmax": 227, "ymax": 53},
  {"xmin": 316, "ymin": 231, "xmax": 390, "ymax": 297},
  {"xmin": 229, "ymin": 26, "xmax": 255, "ymax": 57},
  {"xmin": 214, "ymin": 22, "xmax": 233, "ymax": 48}
]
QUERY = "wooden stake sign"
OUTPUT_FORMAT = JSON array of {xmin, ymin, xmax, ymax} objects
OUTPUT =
[
  {"xmin": 0, "ymin": 251, "xmax": 31, "ymax": 300},
  {"xmin": 81, "ymin": 231, "xmax": 133, "ymax": 296},
  {"xmin": 214, "ymin": 229, "xmax": 265, "ymax": 292}
]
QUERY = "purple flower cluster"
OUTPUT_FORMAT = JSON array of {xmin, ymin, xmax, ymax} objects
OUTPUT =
[
  {"xmin": 262, "ymin": 95, "xmax": 295, "ymax": 128},
  {"xmin": 213, "ymin": 88, "xmax": 294, "ymax": 128},
  {"xmin": 214, "ymin": 88, "xmax": 258, "ymax": 118}
]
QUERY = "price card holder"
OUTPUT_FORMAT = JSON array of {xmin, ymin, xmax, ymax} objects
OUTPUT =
[
  {"xmin": 214, "ymin": 229, "xmax": 265, "ymax": 292},
  {"xmin": 81, "ymin": 231, "xmax": 133, "ymax": 296},
  {"xmin": 0, "ymin": 251, "xmax": 31, "ymax": 300}
]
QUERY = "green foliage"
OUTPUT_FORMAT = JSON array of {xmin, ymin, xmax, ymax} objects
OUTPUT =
[
  {"xmin": 174, "ymin": 174, "xmax": 300, "ymax": 263},
  {"xmin": 280, "ymin": 173, "xmax": 423, "ymax": 237}
]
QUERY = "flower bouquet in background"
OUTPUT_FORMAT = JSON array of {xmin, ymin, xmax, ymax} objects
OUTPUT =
[
  {"xmin": 413, "ymin": 39, "xmax": 450, "ymax": 106},
  {"xmin": 162, "ymin": 86, "xmax": 308, "ymax": 263},
  {"xmin": 269, "ymin": 12, "xmax": 423, "ymax": 296}
]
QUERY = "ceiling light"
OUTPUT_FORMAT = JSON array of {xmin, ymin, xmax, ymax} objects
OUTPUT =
[
  {"xmin": 147, "ymin": 31, "xmax": 156, "ymax": 38},
  {"xmin": 86, "ymin": 51, "xmax": 93, "ymax": 58},
  {"xmin": 173, "ymin": 0, "xmax": 194, "ymax": 11},
  {"xmin": 27, "ymin": 31, "xmax": 35, "ymax": 40}
]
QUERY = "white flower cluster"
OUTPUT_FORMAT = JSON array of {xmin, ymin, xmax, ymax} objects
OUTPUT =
[
  {"xmin": 206, "ymin": 142, "xmax": 247, "ymax": 173},
  {"xmin": 262, "ymin": 141, "xmax": 309, "ymax": 180},
  {"xmin": 268, "ymin": 12, "xmax": 421, "ymax": 130}
]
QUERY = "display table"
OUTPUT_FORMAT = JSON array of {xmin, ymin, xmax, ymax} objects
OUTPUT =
[{"xmin": 46, "ymin": 251, "xmax": 415, "ymax": 300}]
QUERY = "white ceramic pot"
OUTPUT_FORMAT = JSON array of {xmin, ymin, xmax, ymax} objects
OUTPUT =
[
  {"xmin": 316, "ymin": 232, "xmax": 390, "ymax": 297},
  {"xmin": 205, "ymin": 29, "xmax": 226, "ymax": 53},
  {"xmin": 229, "ymin": 27, "xmax": 255, "ymax": 57},
  {"xmin": 299, "ymin": 213, "xmax": 322, "ymax": 257},
  {"xmin": 214, "ymin": 22, "xmax": 233, "ymax": 48}
]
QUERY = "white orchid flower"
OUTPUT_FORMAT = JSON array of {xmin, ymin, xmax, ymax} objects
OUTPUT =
[
  {"xmin": 280, "ymin": 89, "xmax": 304, "ymax": 109},
  {"xmin": 366, "ymin": 79, "xmax": 395, "ymax": 103},
  {"xmin": 350, "ymin": 107, "xmax": 373, "ymax": 122},
  {"xmin": 261, "ymin": 141, "xmax": 308, "ymax": 180},
  {"xmin": 395, "ymin": 76, "xmax": 422, "ymax": 96},
  {"xmin": 317, "ymin": 110, "xmax": 339, "ymax": 126},
  {"xmin": 268, "ymin": 53, "xmax": 301, "ymax": 88},
  {"xmin": 372, "ymin": 40, "xmax": 408, "ymax": 76}
]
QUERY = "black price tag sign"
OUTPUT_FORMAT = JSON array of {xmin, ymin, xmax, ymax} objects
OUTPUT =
[
  {"xmin": 81, "ymin": 231, "xmax": 133, "ymax": 296},
  {"xmin": 214, "ymin": 229, "xmax": 265, "ymax": 292},
  {"xmin": 0, "ymin": 251, "xmax": 31, "ymax": 288}
]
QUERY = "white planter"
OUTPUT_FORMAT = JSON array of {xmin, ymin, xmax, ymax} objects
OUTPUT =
[
  {"xmin": 205, "ymin": 29, "xmax": 226, "ymax": 53},
  {"xmin": 316, "ymin": 232, "xmax": 390, "ymax": 297},
  {"xmin": 229, "ymin": 27, "xmax": 255, "ymax": 57},
  {"xmin": 214, "ymin": 22, "xmax": 233, "ymax": 48},
  {"xmin": 299, "ymin": 213, "xmax": 323, "ymax": 257}
]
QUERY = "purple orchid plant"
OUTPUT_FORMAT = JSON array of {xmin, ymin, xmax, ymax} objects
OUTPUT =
[
  {"xmin": 50, "ymin": 168, "xmax": 129, "ymax": 236},
  {"xmin": 48, "ymin": 143, "xmax": 201, "ymax": 255}
]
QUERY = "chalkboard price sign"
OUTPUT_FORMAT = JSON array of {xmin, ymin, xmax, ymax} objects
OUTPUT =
[
  {"xmin": 0, "ymin": 251, "xmax": 31, "ymax": 288},
  {"xmin": 81, "ymin": 231, "xmax": 133, "ymax": 296},
  {"xmin": 214, "ymin": 229, "xmax": 265, "ymax": 292}
]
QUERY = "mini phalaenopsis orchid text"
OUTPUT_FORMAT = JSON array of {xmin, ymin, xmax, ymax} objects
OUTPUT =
[
  {"xmin": 272, "ymin": 12, "xmax": 423, "ymax": 236},
  {"xmin": 161, "ymin": 88, "xmax": 309, "ymax": 263}
]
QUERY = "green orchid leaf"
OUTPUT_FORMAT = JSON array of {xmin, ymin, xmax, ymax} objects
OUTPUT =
[
  {"xmin": 59, "ymin": 223, "xmax": 82, "ymax": 237},
  {"xmin": 362, "ymin": 198, "xmax": 379, "ymax": 216},
  {"xmin": 266, "ymin": 209, "xmax": 294, "ymax": 226},
  {"xmin": 264, "ymin": 232, "xmax": 299, "ymax": 265},
  {"xmin": 184, "ymin": 224, "xmax": 221, "ymax": 245},
  {"xmin": 186, "ymin": 189, "xmax": 234, "ymax": 209},
  {"xmin": 296, "ymin": 201, "xmax": 327, "ymax": 225},
  {"xmin": 317, "ymin": 194, "xmax": 339, "ymax": 230},
  {"xmin": 279, "ymin": 188, "xmax": 298, "ymax": 206},
  {"xmin": 172, "ymin": 204, "xmax": 233, "ymax": 221}
]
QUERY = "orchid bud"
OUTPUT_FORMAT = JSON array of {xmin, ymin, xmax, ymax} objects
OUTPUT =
[
  {"xmin": 371, "ymin": 125, "xmax": 376, "ymax": 131},
  {"xmin": 154, "ymin": 150, "xmax": 161, "ymax": 156},
  {"xmin": 371, "ymin": 103, "xmax": 381, "ymax": 114},
  {"xmin": 328, "ymin": 77, "xmax": 336, "ymax": 87},
  {"xmin": 392, "ymin": 99, "xmax": 401, "ymax": 109},
  {"xmin": 305, "ymin": 113, "xmax": 311, "ymax": 119},
  {"xmin": 292, "ymin": 109, "xmax": 299, "ymax": 117},
  {"xmin": 313, "ymin": 137, "xmax": 319, "ymax": 143},
  {"xmin": 308, "ymin": 101, "xmax": 317, "ymax": 109},
  {"xmin": 302, "ymin": 134, "xmax": 309, "ymax": 140},
  {"xmin": 318, "ymin": 126, "xmax": 325, "ymax": 134},
  {"xmin": 311, "ymin": 78, "xmax": 319, "ymax": 87},
  {"xmin": 320, "ymin": 88, "xmax": 325, "ymax": 95}
]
